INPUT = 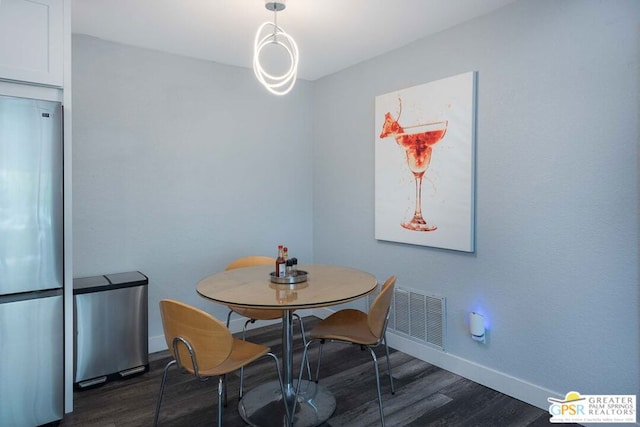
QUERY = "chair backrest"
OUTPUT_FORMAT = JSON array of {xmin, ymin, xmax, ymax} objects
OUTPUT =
[
  {"xmin": 225, "ymin": 256, "xmax": 281, "ymax": 319},
  {"xmin": 225, "ymin": 255, "xmax": 275, "ymax": 270},
  {"xmin": 159, "ymin": 299, "xmax": 234, "ymax": 375},
  {"xmin": 367, "ymin": 276, "xmax": 396, "ymax": 339}
]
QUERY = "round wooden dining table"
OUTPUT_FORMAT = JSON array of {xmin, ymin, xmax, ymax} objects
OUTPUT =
[{"xmin": 196, "ymin": 264, "xmax": 378, "ymax": 427}]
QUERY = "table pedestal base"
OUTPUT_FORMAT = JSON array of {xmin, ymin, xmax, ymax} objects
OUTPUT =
[{"xmin": 238, "ymin": 380, "xmax": 336, "ymax": 427}]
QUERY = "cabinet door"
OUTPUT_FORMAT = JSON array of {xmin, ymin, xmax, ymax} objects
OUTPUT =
[{"xmin": 0, "ymin": 0, "xmax": 63, "ymax": 87}]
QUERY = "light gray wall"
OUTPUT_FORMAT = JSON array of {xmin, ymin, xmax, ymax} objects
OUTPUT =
[
  {"xmin": 72, "ymin": 35, "xmax": 314, "ymax": 344},
  {"xmin": 312, "ymin": 0, "xmax": 639, "ymax": 405}
]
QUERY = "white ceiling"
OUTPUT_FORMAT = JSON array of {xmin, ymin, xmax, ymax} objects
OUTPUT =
[{"xmin": 72, "ymin": 0, "xmax": 516, "ymax": 81}]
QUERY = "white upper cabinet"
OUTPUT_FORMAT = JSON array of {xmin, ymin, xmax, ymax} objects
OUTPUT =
[{"xmin": 0, "ymin": 0, "xmax": 63, "ymax": 87}]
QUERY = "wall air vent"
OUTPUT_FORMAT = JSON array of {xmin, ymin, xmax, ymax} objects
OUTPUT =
[{"xmin": 368, "ymin": 284, "xmax": 446, "ymax": 351}]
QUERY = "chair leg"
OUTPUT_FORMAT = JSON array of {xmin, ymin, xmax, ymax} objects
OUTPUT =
[
  {"xmin": 223, "ymin": 310, "xmax": 235, "ymax": 408},
  {"xmin": 314, "ymin": 339, "xmax": 325, "ymax": 383},
  {"xmin": 293, "ymin": 313, "xmax": 312, "ymax": 380},
  {"xmin": 239, "ymin": 318, "xmax": 254, "ymax": 399},
  {"xmin": 225, "ymin": 310, "xmax": 233, "ymax": 328},
  {"xmin": 153, "ymin": 359, "xmax": 177, "ymax": 427},
  {"xmin": 367, "ymin": 347, "xmax": 386, "ymax": 427},
  {"xmin": 223, "ymin": 373, "xmax": 228, "ymax": 407},
  {"xmin": 382, "ymin": 333, "xmax": 395, "ymax": 394},
  {"xmin": 217, "ymin": 376, "xmax": 224, "ymax": 427}
]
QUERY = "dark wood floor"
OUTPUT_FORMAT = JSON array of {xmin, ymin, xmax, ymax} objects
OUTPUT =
[{"xmin": 60, "ymin": 316, "xmax": 574, "ymax": 427}]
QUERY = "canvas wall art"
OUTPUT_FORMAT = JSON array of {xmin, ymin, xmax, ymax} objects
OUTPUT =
[{"xmin": 375, "ymin": 71, "xmax": 476, "ymax": 252}]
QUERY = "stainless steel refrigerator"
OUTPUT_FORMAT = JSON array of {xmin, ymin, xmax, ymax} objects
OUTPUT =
[{"xmin": 0, "ymin": 94, "xmax": 64, "ymax": 426}]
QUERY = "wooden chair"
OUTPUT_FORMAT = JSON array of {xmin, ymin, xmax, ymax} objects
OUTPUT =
[
  {"xmin": 153, "ymin": 299, "xmax": 289, "ymax": 426},
  {"xmin": 224, "ymin": 256, "xmax": 283, "ymax": 330},
  {"xmin": 223, "ymin": 255, "xmax": 311, "ymax": 393},
  {"xmin": 295, "ymin": 276, "xmax": 396, "ymax": 426}
]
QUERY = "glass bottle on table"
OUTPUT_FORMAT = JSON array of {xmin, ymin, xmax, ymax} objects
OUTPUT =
[
  {"xmin": 276, "ymin": 245, "xmax": 286, "ymax": 277},
  {"xmin": 285, "ymin": 260, "xmax": 293, "ymax": 277}
]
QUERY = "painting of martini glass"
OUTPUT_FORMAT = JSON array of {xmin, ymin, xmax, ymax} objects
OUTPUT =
[{"xmin": 375, "ymin": 72, "xmax": 476, "ymax": 252}]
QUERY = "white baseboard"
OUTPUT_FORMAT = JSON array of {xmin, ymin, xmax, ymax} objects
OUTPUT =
[{"xmin": 386, "ymin": 332, "xmax": 556, "ymax": 410}]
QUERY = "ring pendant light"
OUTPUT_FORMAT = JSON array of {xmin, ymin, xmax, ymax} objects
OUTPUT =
[{"xmin": 253, "ymin": 2, "xmax": 299, "ymax": 96}]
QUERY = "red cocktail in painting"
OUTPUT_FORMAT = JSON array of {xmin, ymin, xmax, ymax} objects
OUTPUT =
[{"xmin": 380, "ymin": 108, "xmax": 448, "ymax": 231}]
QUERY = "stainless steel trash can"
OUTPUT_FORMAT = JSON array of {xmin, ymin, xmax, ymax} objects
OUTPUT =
[{"xmin": 73, "ymin": 271, "xmax": 149, "ymax": 389}]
